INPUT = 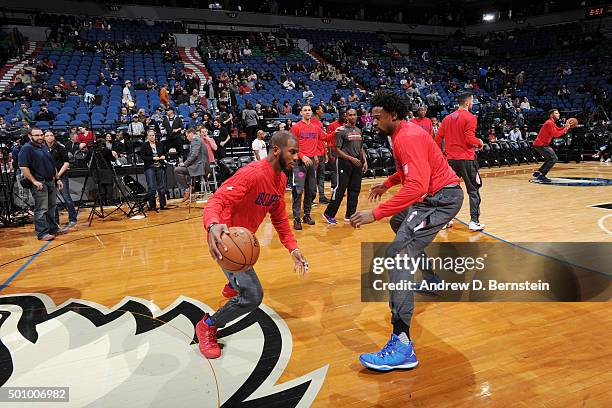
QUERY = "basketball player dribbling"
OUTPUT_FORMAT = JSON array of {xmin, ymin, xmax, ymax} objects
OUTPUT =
[
  {"xmin": 350, "ymin": 91, "xmax": 463, "ymax": 371},
  {"xmin": 197, "ymin": 131, "xmax": 309, "ymax": 359}
]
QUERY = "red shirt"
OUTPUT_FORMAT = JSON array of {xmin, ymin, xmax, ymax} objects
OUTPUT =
[
  {"xmin": 533, "ymin": 119, "xmax": 568, "ymax": 147},
  {"xmin": 75, "ymin": 130, "xmax": 95, "ymax": 144},
  {"xmin": 411, "ymin": 117, "xmax": 433, "ymax": 137},
  {"xmin": 374, "ymin": 121, "xmax": 459, "ymax": 220},
  {"xmin": 326, "ymin": 120, "xmax": 342, "ymax": 148},
  {"xmin": 435, "ymin": 109, "xmax": 480, "ymax": 160},
  {"xmin": 311, "ymin": 117, "xmax": 327, "ymax": 156},
  {"xmin": 290, "ymin": 120, "xmax": 325, "ymax": 160},
  {"xmin": 203, "ymin": 159, "xmax": 298, "ymax": 252}
]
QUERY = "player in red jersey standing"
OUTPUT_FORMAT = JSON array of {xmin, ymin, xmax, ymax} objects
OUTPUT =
[
  {"xmin": 410, "ymin": 106, "xmax": 433, "ymax": 137},
  {"xmin": 290, "ymin": 105, "xmax": 327, "ymax": 230},
  {"xmin": 532, "ymin": 109, "xmax": 571, "ymax": 182},
  {"xmin": 197, "ymin": 131, "xmax": 309, "ymax": 359},
  {"xmin": 311, "ymin": 105, "xmax": 331, "ymax": 205},
  {"xmin": 351, "ymin": 91, "xmax": 463, "ymax": 371},
  {"xmin": 435, "ymin": 93, "xmax": 485, "ymax": 231},
  {"xmin": 325, "ymin": 108, "xmax": 346, "ymax": 192}
]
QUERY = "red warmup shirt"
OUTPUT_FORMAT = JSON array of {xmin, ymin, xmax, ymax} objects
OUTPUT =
[
  {"xmin": 311, "ymin": 117, "xmax": 327, "ymax": 156},
  {"xmin": 203, "ymin": 159, "xmax": 298, "ymax": 252},
  {"xmin": 411, "ymin": 117, "xmax": 433, "ymax": 137},
  {"xmin": 290, "ymin": 120, "xmax": 325, "ymax": 160},
  {"xmin": 373, "ymin": 121, "xmax": 460, "ymax": 220},
  {"xmin": 326, "ymin": 120, "xmax": 342, "ymax": 149},
  {"xmin": 75, "ymin": 130, "xmax": 95, "ymax": 144},
  {"xmin": 533, "ymin": 119, "xmax": 568, "ymax": 147},
  {"xmin": 435, "ymin": 109, "xmax": 480, "ymax": 160}
]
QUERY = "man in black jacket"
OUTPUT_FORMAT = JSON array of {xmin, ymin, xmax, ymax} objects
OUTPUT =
[
  {"xmin": 162, "ymin": 107, "xmax": 184, "ymax": 159},
  {"xmin": 44, "ymin": 130, "xmax": 77, "ymax": 227}
]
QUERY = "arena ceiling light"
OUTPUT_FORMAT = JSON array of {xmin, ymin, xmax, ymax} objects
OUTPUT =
[{"xmin": 482, "ymin": 12, "xmax": 498, "ymax": 22}]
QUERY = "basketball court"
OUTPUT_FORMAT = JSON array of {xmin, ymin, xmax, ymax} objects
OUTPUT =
[{"xmin": 0, "ymin": 162, "xmax": 610, "ymax": 407}]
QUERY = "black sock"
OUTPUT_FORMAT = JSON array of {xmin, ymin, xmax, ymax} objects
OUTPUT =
[{"xmin": 392, "ymin": 320, "xmax": 410, "ymax": 340}]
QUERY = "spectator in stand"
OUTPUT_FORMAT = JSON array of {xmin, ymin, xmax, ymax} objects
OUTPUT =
[
  {"xmin": 520, "ymin": 97, "xmax": 531, "ymax": 111},
  {"xmin": 205, "ymin": 78, "xmax": 218, "ymax": 113},
  {"xmin": 159, "ymin": 83, "xmax": 170, "ymax": 109},
  {"xmin": 134, "ymin": 78, "xmax": 147, "ymax": 90},
  {"xmin": 242, "ymin": 101, "xmax": 259, "ymax": 145},
  {"xmin": 508, "ymin": 126, "xmax": 523, "ymax": 142},
  {"xmin": 281, "ymin": 100, "xmax": 292, "ymax": 115},
  {"xmin": 76, "ymin": 126, "xmax": 95, "ymax": 150},
  {"xmin": 162, "ymin": 107, "xmax": 185, "ymax": 158},
  {"xmin": 411, "ymin": 107, "xmax": 433, "ymax": 137},
  {"xmin": 122, "ymin": 80, "xmax": 133, "ymax": 107},
  {"xmin": 292, "ymin": 99, "xmax": 303, "ymax": 115},
  {"xmin": 128, "ymin": 115, "xmax": 145, "ymax": 138},
  {"xmin": 283, "ymin": 77, "xmax": 296, "ymax": 90},
  {"xmin": 35, "ymin": 104, "xmax": 55, "ymax": 122},
  {"xmin": 16, "ymin": 103, "xmax": 34, "ymax": 124},
  {"xmin": 67, "ymin": 80, "xmax": 83, "ymax": 96},
  {"xmin": 302, "ymin": 85, "xmax": 314, "ymax": 102}
]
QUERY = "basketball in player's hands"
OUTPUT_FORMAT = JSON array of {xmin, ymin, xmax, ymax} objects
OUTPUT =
[
  {"xmin": 567, "ymin": 118, "xmax": 578, "ymax": 127},
  {"xmin": 216, "ymin": 227, "xmax": 260, "ymax": 272}
]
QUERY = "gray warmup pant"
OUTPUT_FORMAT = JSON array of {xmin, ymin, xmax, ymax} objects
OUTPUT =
[
  {"xmin": 448, "ymin": 159, "xmax": 482, "ymax": 223},
  {"xmin": 210, "ymin": 267, "xmax": 263, "ymax": 327},
  {"xmin": 292, "ymin": 158, "xmax": 316, "ymax": 219},
  {"xmin": 387, "ymin": 186, "xmax": 463, "ymax": 329},
  {"xmin": 534, "ymin": 146, "xmax": 558, "ymax": 177}
]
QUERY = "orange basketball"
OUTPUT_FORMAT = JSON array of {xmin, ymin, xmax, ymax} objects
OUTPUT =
[
  {"xmin": 216, "ymin": 227, "xmax": 260, "ymax": 273},
  {"xmin": 567, "ymin": 118, "xmax": 578, "ymax": 127}
]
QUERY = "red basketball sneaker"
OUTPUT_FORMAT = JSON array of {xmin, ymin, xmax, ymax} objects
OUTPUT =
[
  {"xmin": 222, "ymin": 283, "xmax": 238, "ymax": 299},
  {"xmin": 195, "ymin": 314, "xmax": 221, "ymax": 359}
]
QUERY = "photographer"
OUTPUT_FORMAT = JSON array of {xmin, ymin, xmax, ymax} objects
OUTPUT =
[
  {"xmin": 44, "ymin": 130, "xmax": 77, "ymax": 228},
  {"xmin": 18, "ymin": 127, "xmax": 68, "ymax": 241}
]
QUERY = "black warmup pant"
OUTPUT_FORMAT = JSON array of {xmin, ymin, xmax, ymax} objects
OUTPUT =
[
  {"xmin": 324, "ymin": 158, "xmax": 362, "ymax": 219},
  {"xmin": 448, "ymin": 159, "xmax": 482, "ymax": 223}
]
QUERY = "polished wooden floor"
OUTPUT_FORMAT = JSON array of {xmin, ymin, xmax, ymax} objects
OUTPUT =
[{"xmin": 1, "ymin": 162, "xmax": 611, "ymax": 407}]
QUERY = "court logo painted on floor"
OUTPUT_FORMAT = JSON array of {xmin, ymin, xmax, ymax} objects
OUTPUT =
[{"xmin": 0, "ymin": 294, "xmax": 327, "ymax": 407}]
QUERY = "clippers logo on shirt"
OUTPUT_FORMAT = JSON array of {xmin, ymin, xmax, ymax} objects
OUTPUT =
[
  {"xmin": 255, "ymin": 192, "xmax": 281, "ymax": 207},
  {"xmin": 298, "ymin": 131, "xmax": 319, "ymax": 140}
]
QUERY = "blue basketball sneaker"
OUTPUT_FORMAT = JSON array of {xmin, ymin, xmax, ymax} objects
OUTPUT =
[{"xmin": 359, "ymin": 334, "xmax": 419, "ymax": 371}]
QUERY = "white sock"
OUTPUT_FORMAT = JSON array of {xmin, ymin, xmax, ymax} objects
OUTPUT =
[{"xmin": 397, "ymin": 332, "xmax": 410, "ymax": 345}]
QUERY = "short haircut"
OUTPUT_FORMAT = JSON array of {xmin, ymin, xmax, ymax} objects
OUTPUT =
[
  {"xmin": 548, "ymin": 109, "xmax": 558, "ymax": 116},
  {"xmin": 270, "ymin": 130, "xmax": 297, "ymax": 149},
  {"xmin": 29, "ymin": 127, "xmax": 43, "ymax": 135},
  {"xmin": 371, "ymin": 91, "xmax": 408, "ymax": 119},
  {"xmin": 186, "ymin": 128, "xmax": 196, "ymax": 134},
  {"xmin": 457, "ymin": 92, "xmax": 473, "ymax": 105}
]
